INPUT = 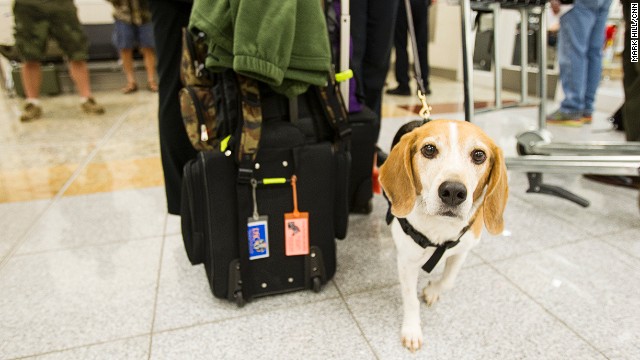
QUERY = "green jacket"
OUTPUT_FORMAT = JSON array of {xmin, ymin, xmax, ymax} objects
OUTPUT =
[{"xmin": 189, "ymin": 0, "xmax": 331, "ymax": 97}]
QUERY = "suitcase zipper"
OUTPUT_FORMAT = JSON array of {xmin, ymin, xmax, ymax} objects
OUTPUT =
[
  {"xmin": 185, "ymin": 30, "xmax": 207, "ymax": 79},
  {"xmin": 185, "ymin": 86, "xmax": 210, "ymax": 142}
]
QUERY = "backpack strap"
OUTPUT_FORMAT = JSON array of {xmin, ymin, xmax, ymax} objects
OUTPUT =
[
  {"xmin": 235, "ymin": 74, "xmax": 263, "ymax": 183},
  {"xmin": 313, "ymin": 70, "xmax": 351, "ymax": 151}
]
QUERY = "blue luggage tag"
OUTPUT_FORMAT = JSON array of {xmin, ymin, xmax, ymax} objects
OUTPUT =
[
  {"xmin": 247, "ymin": 179, "xmax": 269, "ymax": 260},
  {"xmin": 247, "ymin": 216, "xmax": 269, "ymax": 260}
]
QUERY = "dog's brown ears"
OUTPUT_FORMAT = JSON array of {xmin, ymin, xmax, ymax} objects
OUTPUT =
[
  {"xmin": 483, "ymin": 145, "xmax": 509, "ymax": 234},
  {"xmin": 379, "ymin": 132, "xmax": 421, "ymax": 217}
]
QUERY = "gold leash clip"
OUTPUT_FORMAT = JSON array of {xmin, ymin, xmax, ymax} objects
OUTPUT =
[{"xmin": 417, "ymin": 90, "xmax": 432, "ymax": 120}]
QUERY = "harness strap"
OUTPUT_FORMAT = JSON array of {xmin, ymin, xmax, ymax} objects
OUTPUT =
[
  {"xmin": 397, "ymin": 217, "xmax": 469, "ymax": 273},
  {"xmin": 385, "ymin": 194, "xmax": 471, "ymax": 273}
]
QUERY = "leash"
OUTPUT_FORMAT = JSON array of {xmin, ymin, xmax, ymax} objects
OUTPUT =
[{"xmin": 403, "ymin": 0, "xmax": 431, "ymax": 121}]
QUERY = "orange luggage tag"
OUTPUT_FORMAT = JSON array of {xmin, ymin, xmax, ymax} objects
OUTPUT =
[{"xmin": 284, "ymin": 175, "xmax": 309, "ymax": 256}]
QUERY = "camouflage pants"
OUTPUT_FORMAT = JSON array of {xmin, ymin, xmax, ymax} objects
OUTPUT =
[{"xmin": 13, "ymin": 1, "xmax": 89, "ymax": 61}]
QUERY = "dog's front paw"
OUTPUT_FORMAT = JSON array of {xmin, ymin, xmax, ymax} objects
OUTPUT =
[
  {"xmin": 401, "ymin": 323, "xmax": 423, "ymax": 352},
  {"xmin": 423, "ymin": 281, "xmax": 442, "ymax": 306}
]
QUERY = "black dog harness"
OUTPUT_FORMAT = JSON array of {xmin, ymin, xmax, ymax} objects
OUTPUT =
[{"xmin": 386, "ymin": 199, "xmax": 473, "ymax": 273}]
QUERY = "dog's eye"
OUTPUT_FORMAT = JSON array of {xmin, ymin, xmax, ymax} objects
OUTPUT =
[
  {"xmin": 471, "ymin": 150, "xmax": 486, "ymax": 164},
  {"xmin": 421, "ymin": 144, "xmax": 438, "ymax": 159}
]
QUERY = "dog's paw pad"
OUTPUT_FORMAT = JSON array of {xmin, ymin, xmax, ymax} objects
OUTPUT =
[
  {"xmin": 423, "ymin": 283, "xmax": 441, "ymax": 306},
  {"xmin": 401, "ymin": 325, "xmax": 423, "ymax": 352}
]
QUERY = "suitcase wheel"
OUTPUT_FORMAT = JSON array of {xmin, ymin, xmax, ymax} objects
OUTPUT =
[
  {"xmin": 312, "ymin": 277, "xmax": 322, "ymax": 293},
  {"xmin": 234, "ymin": 291, "xmax": 245, "ymax": 307}
]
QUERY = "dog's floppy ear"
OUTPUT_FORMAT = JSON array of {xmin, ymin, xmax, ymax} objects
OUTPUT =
[
  {"xmin": 483, "ymin": 145, "xmax": 509, "ymax": 234},
  {"xmin": 379, "ymin": 132, "xmax": 421, "ymax": 217}
]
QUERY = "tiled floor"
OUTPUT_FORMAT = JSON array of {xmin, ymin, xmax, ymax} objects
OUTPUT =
[{"xmin": 0, "ymin": 69, "xmax": 638, "ymax": 360}]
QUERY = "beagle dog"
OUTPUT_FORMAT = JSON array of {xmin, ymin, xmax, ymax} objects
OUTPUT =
[{"xmin": 379, "ymin": 119, "xmax": 508, "ymax": 352}]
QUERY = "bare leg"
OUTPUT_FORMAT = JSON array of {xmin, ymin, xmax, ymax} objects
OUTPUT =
[
  {"xmin": 119, "ymin": 48, "xmax": 136, "ymax": 87},
  {"xmin": 140, "ymin": 47, "xmax": 157, "ymax": 89},
  {"xmin": 21, "ymin": 61, "xmax": 42, "ymax": 99},
  {"xmin": 68, "ymin": 60, "xmax": 92, "ymax": 98},
  {"xmin": 423, "ymin": 251, "xmax": 468, "ymax": 306},
  {"xmin": 397, "ymin": 259, "xmax": 423, "ymax": 352}
]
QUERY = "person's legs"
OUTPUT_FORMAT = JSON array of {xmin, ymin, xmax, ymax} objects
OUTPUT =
[
  {"xmin": 48, "ymin": 0, "xmax": 103, "ymax": 114},
  {"xmin": 67, "ymin": 60, "xmax": 104, "ymax": 114},
  {"xmin": 137, "ymin": 22, "xmax": 157, "ymax": 90},
  {"xmin": 13, "ymin": 1, "xmax": 48, "ymax": 120},
  {"xmin": 19, "ymin": 61, "xmax": 43, "ymax": 121},
  {"xmin": 21, "ymin": 61, "xmax": 42, "ymax": 99},
  {"xmin": 557, "ymin": 4, "xmax": 594, "ymax": 114},
  {"xmin": 361, "ymin": 0, "xmax": 400, "ymax": 118},
  {"xmin": 68, "ymin": 60, "xmax": 92, "ymax": 98},
  {"xmin": 583, "ymin": 0, "xmax": 612, "ymax": 116},
  {"xmin": 112, "ymin": 20, "xmax": 137, "ymax": 92},
  {"xmin": 350, "ymin": 0, "xmax": 368, "ymax": 106},
  {"xmin": 150, "ymin": 0, "xmax": 197, "ymax": 215},
  {"xmin": 392, "ymin": 0, "xmax": 410, "ymax": 91},
  {"xmin": 412, "ymin": 0, "xmax": 429, "ymax": 93},
  {"xmin": 140, "ymin": 48, "xmax": 157, "ymax": 90},
  {"xmin": 120, "ymin": 49, "xmax": 137, "ymax": 89}
]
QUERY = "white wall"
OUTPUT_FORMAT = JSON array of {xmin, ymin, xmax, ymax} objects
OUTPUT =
[
  {"xmin": 430, "ymin": 2, "xmax": 522, "ymax": 84},
  {"xmin": 0, "ymin": 0, "xmax": 113, "ymax": 45},
  {"xmin": 429, "ymin": 3, "xmax": 463, "ymax": 80}
]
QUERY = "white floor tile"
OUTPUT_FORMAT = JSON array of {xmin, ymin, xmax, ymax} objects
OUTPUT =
[
  {"xmin": 150, "ymin": 299, "xmax": 375, "ymax": 360},
  {"xmin": 0, "ymin": 238, "xmax": 162, "ymax": 359},
  {"xmin": 493, "ymin": 240, "xmax": 640, "ymax": 359},
  {"xmin": 334, "ymin": 195, "xmax": 484, "ymax": 296},
  {"xmin": 512, "ymin": 173, "xmax": 639, "ymax": 236},
  {"xmin": 0, "ymin": 199, "xmax": 50, "ymax": 261},
  {"xmin": 164, "ymin": 214, "xmax": 181, "ymax": 236},
  {"xmin": 602, "ymin": 228, "xmax": 640, "ymax": 261},
  {"xmin": 0, "ymin": 72, "xmax": 636, "ymax": 360},
  {"xmin": 473, "ymin": 195, "xmax": 592, "ymax": 262},
  {"xmin": 345, "ymin": 265, "xmax": 604, "ymax": 360},
  {"xmin": 153, "ymin": 235, "xmax": 340, "ymax": 332},
  {"xmin": 17, "ymin": 188, "xmax": 167, "ymax": 254},
  {"xmin": 27, "ymin": 336, "xmax": 149, "ymax": 360}
]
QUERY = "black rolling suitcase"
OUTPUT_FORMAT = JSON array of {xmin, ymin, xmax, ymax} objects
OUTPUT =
[
  {"xmin": 347, "ymin": 106, "xmax": 377, "ymax": 214},
  {"xmin": 324, "ymin": 0, "xmax": 378, "ymax": 214},
  {"xmin": 181, "ymin": 74, "xmax": 350, "ymax": 306}
]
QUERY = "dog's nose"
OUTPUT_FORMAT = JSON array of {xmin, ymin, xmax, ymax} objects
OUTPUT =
[{"xmin": 438, "ymin": 181, "xmax": 467, "ymax": 206}]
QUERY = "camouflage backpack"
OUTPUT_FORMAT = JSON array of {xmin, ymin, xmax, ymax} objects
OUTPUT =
[{"xmin": 179, "ymin": 27, "xmax": 218, "ymax": 151}]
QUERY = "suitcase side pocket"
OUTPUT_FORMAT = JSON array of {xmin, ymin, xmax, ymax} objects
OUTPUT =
[{"xmin": 180, "ymin": 159, "xmax": 207, "ymax": 265}]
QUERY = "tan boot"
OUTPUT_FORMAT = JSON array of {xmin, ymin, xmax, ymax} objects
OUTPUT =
[
  {"xmin": 20, "ymin": 102, "xmax": 43, "ymax": 122},
  {"xmin": 81, "ymin": 97, "xmax": 105, "ymax": 115}
]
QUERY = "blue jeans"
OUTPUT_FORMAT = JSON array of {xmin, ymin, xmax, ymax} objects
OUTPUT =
[
  {"xmin": 112, "ymin": 19, "xmax": 155, "ymax": 50},
  {"xmin": 558, "ymin": 0, "xmax": 612, "ymax": 115}
]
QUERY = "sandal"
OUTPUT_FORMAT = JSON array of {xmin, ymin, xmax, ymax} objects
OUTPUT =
[
  {"xmin": 122, "ymin": 82, "xmax": 138, "ymax": 94},
  {"xmin": 147, "ymin": 81, "xmax": 158, "ymax": 92}
]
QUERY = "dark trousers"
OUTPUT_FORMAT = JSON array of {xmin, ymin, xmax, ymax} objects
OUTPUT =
[
  {"xmin": 150, "ymin": 0, "xmax": 197, "ymax": 215},
  {"xmin": 393, "ymin": 0, "xmax": 430, "ymax": 91},
  {"xmin": 350, "ymin": 0, "xmax": 400, "ymax": 124},
  {"xmin": 622, "ymin": 1, "xmax": 639, "ymax": 141}
]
